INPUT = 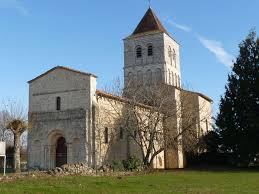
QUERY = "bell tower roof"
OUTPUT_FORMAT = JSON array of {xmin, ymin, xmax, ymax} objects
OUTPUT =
[{"xmin": 132, "ymin": 8, "xmax": 169, "ymax": 36}]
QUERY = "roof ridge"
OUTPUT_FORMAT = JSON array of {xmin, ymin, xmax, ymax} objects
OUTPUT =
[
  {"xmin": 96, "ymin": 90, "xmax": 152, "ymax": 109},
  {"xmin": 28, "ymin": 66, "xmax": 97, "ymax": 83}
]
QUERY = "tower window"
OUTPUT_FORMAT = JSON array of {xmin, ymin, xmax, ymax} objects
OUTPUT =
[
  {"xmin": 146, "ymin": 69, "xmax": 152, "ymax": 85},
  {"xmin": 136, "ymin": 46, "xmax": 142, "ymax": 58},
  {"xmin": 137, "ymin": 71, "xmax": 143, "ymax": 86},
  {"xmin": 168, "ymin": 70, "xmax": 171, "ymax": 84},
  {"xmin": 168, "ymin": 46, "xmax": 173, "ymax": 66},
  {"xmin": 104, "ymin": 127, "xmax": 108, "ymax": 144},
  {"xmin": 173, "ymin": 49, "xmax": 177, "ymax": 67},
  {"xmin": 127, "ymin": 72, "xmax": 134, "ymax": 86},
  {"xmin": 172, "ymin": 72, "xmax": 174, "ymax": 86},
  {"xmin": 148, "ymin": 45, "xmax": 153, "ymax": 56},
  {"xmin": 56, "ymin": 97, "xmax": 61, "ymax": 110},
  {"xmin": 156, "ymin": 68, "xmax": 162, "ymax": 82}
]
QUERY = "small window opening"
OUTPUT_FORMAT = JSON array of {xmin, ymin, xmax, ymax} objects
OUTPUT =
[
  {"xmin": 104, "ymin": 127, "xmax": 108, "ymax": 144},
  {"xmin": 148, "ymin": 45, "xmax": 153, "ymax": 56},
  {"xmin": 173, "ymin": 49, "xmax": 177, "ymax": 68},
  {"xmin": 56, "ymin": 97, "xmax": 61, "ymax": 110},
  {"xmin": 136, "ymin": 46, "xmax": 142, "ymax": 58}
]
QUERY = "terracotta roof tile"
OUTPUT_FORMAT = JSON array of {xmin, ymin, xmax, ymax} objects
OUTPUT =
[
  {"xmin": 132, "ymin": 8, "xmax": 169, "ymax": 36},
  {"xmin": 96, "ymin": 90, "xmax": 152, "ymax": 109}
]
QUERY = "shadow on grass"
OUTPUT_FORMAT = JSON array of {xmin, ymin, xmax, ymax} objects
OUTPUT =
[{"xmin": 160, "ymin": 165, "xmax": 259, "ymax": 173}]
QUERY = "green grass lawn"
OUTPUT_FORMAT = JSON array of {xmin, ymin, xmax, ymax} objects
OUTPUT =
[{"xmin": 0, "ymin": 170, "xmax": 259, "ymax": 194}]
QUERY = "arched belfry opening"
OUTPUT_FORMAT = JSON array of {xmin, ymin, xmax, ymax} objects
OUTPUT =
[{"xmin": 55, "ymin": 136, "xmax": 67, "ymax": 167}]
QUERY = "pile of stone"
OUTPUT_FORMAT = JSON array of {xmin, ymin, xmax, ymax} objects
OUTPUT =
[
  {"xmin": 48, "ymin": 163, "xmax": 96, "ymax": 176},
  {"xmin": 98, "ymin": 164, "xmax": 113, "ymax": 173}
]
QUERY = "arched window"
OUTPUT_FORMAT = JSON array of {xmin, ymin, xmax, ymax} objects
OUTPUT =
[
  {"xmin": 136, "ymin": 46, "xmax": 142, "ymax": 58},
  {"xmin": 104, "ymin": 127, "xmax": 108, "ymax": 144},
  {"xmin": 146, "ymin": 69, "xmax": 152, "ymax": 85},
  {"xmin": 33, "ymin": 140, "xmax": 41, "ymax": 167},
  {"xmin": 148, "ymin": 45, "xmax": 153, "ymax": 56},
  {"xmin": 154, "ymin": 68, "xmax": 162, "ymax": 84},
  {"xmin": 168, "ymin": 46, "xmax": 173, "ymax": 66},
  {"xmin": 173, "ymin": 49, "xmax": 177, "ymax": 67},
  {"xmin": 127, "ymin": 72, "xmax": 133, "ymax": 85},
  {"xmin": 168, "ymin": 70, "xmax": 171, "ymax": 84},
  {"xmin": 137, "ymin": 71, "xmax": 143, "ymax": 86},
  {"xmin": 119, "ymin": 127, "xmax": 124, "ymax": 140},
  {"xmin": 56, "ymin": 97, "xmax": 61, "ymax": 110},
  {"xmin": 72, "ymin": 138, "xmax": 80, "ymax": 163},
  {"xmin": 171, "ymin": 72, "xmax": 174, "ymax": 86}
]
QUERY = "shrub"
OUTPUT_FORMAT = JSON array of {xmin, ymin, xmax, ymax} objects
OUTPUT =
[
  {"xmin": 111, "ymin": 159, "xmax": 124, "ymax": 171},
  {"xmin": 123, "ymin": 155, "xmax": 142, "ymax": 171}
]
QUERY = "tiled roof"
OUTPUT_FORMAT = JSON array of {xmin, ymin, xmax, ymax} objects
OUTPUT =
[
  {"xmin": 162, "ymin": 84, "xmax": 213, "ymax": 103},
  {"xmin": 132, "ymin": 8, "xmax": 169, "ymax": 36},
  {"xmin": 96, "ymin": 90, "xmax": 152, "ymax": 109}
]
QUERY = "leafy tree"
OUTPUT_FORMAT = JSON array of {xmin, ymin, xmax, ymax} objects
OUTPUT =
[
  {"xmin": 216, "ymin": 30, "xmax": 259, "ymax": 165},
  {"xmin": 200, "ymin": 131, "xmax": 221, "ymax": 153}
]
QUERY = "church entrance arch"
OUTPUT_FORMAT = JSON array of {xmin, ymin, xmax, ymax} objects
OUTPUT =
[
  {"xmin": 55, "ymin": 137, "xmax": 67, "ymax": 167},
  {"xmin": 47, "ymin": 130, "xmax": 68, "ymax": 169}
]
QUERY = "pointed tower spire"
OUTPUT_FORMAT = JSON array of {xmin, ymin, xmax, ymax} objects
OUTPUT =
[{"xmin": 132, "ymin": 8, "xmax": 169, "ymax": 36}]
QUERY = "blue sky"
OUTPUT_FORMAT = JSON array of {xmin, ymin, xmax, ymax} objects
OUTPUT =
[{"xmin": 0, "ymin": 0, "xmax": 258, "ymax": 115}]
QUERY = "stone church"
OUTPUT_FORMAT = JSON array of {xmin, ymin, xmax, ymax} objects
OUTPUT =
[{"xmin": 27, "ymin": 8, "xmax": 212, "ymax": 170}]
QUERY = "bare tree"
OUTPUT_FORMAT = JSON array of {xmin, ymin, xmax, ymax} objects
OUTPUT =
[
  {"xmin": 0, "ymin": 110, "xmax": 9, "ymax": 141},
  {"xmin": 1, "ymin": 99, "xmax": 28, "ymax": 173},
  {"xmin": 97, "ymin": 79, "xmax": 212, "ymax": 168}
]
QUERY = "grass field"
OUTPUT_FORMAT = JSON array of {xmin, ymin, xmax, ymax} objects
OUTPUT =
[{"xmin": 0, "ymin": 169, "xmax": 259, "ymax": 194}]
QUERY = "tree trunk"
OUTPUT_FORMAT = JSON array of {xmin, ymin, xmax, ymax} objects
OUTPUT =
[{"xmin": 14, "ymin": 133, "xmax": 21, "ymax": 173}]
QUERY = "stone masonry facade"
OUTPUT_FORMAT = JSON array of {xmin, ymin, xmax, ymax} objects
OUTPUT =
[{"xmin": 27, "ymin": 8, "xmax": 212, "ymax": 170}]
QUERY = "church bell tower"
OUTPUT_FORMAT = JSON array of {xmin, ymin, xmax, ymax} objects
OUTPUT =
[{"xmin": 124, "ymin": 8, "xmax": 181, "ymax": 88}]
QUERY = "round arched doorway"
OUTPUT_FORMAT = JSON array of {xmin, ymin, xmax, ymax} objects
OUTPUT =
[{"xmin": 55, "ymin": 137, "xmax": 67, "ymax": 167}]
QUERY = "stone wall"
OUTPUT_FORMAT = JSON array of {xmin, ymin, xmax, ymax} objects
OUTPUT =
[
  {"xmin": 28, "ymin": 109, "xmax": 88, "ymax": 169},
  {"xmin": 95, "ymin": 94, "xmax": 165, "ymax": 169},
  {"xmin": 163, "ymin": 33, "xmax": 181, "ymax": 87},
  {"xmin": 28, "ymin": 67, "xmax": 97, "ymax": 170},
  {"xmin": 29, "ymin": 68, "xmax": 93, "ymax": 113},
  {"xmin": 124, "ymin": 32, "xmax": 181, "ymax": 87}
]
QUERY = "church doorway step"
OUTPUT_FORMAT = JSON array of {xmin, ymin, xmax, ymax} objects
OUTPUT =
[{"xmin": 55, "ymin": 137, "xmax": 67, "ymax": 167}]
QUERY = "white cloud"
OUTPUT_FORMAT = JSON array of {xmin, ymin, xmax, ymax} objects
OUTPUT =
[
  {"xmin": 0, "ymin": 0, "xmax": 29, "ymax": 15},
  {"xmin": 166, "ymin": 19, "xmax": 192, "ymax": 32},
  {"xmin": 198, "ymin": 35, "xmax": 234, "ymax": 68},
  {"xmin": 165, "ymin": 17, "xmax": 234, "ymax": 68}
]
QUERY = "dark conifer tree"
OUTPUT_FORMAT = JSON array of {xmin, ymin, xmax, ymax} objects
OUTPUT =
[{"xmin": 216, "ymin": 30, "xmax": 259, "ymax": 165}]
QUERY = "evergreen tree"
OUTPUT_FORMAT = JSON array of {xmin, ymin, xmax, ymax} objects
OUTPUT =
[{"xmin": 216, "ymin": 30, "xmax": 259, "ymax": 165}]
